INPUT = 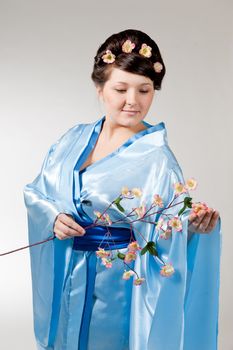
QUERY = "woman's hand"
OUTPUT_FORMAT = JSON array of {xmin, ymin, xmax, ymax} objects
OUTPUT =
[
  {"xmin": 188, "ymin": 206, "xmax": 220, "ymax": 234},
  {"xmin": 54, "ymin": 213, "xmax": 86, "ymax": 240}
]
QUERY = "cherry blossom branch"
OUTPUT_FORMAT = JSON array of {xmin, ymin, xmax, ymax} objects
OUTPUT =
[{"xmin": 1, "ymin": 177, "xmax": 203, "ymax": 289}]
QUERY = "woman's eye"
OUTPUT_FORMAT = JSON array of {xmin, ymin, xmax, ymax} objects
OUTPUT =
[{"xmin": 115, "ymin": 89, "xmax": 149, "ymax": 94}]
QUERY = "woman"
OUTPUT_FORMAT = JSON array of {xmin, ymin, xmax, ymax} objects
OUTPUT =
[{"xmin": 24, "ymin": 29, "xmax": 221, "ymax": 350}]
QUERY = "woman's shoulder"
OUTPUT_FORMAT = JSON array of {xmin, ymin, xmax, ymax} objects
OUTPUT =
[
  {"xmin": 46, "ymin": 121, "xmax": 88, "ymax": 161},
  {"xmin": 58, "ymin": 118, "xmax": 97, "ymax": 140},
  {"xmin": 59, "ymin": 121, "xmax": 86, "ymax": 138},
  {"xmin": 52, "ymin": 120, "xmax": 91, "ymax": 147},
  {"xmin": 46, "ymin": 119, "xmax": 98, "ymax": 159}
]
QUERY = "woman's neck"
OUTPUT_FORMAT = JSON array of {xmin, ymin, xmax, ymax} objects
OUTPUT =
[{"xmin": 101, "ymin": 116, "xmax": 147, "ymax": 141}]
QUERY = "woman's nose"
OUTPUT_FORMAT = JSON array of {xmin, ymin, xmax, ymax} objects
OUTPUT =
[{"xmin": 125, "ymin": 91, "xmax": 138, "ymax": 105}]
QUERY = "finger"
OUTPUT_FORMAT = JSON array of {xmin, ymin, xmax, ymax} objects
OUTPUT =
[
  {"xmin": 190, "ymin": 210, "xmax": 206, "ymax": 228},
  {"xmin": 188, "ymin": 212, "xmax": 198, "ymax": 224},
  {"xmin": 54, "ymin": 229, "xmax": 70, "ymax": 240},
  {"xmin": 198, "ymin": 208, "xmax": 214, "ymax": 231},
  {"xmin": 205, "ymin": 210, "xmax": 220, "ymax": 232},
  {"xmin": 58, "ymin": 213, "xmax": 86, "ymax": 235},
  {"xmin": 56, "ymin": 221, "xmax": 86, "ymax": 237}
]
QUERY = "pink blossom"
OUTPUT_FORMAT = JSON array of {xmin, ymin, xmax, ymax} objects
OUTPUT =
[
  {"xmin": 185, "ymin": 177, "xmax": 198, "ymax": 191},
  {"xmin": 94, "ymin": 210, "xmax": 102, "ymax": 219},
  {"xmin": 156, "ymin": 218, "xmax": 164, "ymax": 230},
  {"xmin": 103, "ymin": 213, "xmax": 112, "ymax": 225},
  {"xmin": 168, "ymin": 216, "xmax": 182, "ymax": 231},
  {"xmin": 135, "ymin": 203, "xmax": 146, "ymax": 219},
  {"xmin": 127, "ymin": 241, "xmax": 141, "ymax": 252},
  {"xmin": 160, "ymin": 264, "xmax": 175, "ymax": 277},
  {"xmin": 173, "ymin": 182, "xmax": 187, "ymax": 195},
  {"xmin": 191, "ymin": 202, "xmax": 209, "ymax": 214},
  {"xmin": 101, "ymin": 257, "xmax": 112, "ymax": 268},
  {"xmin": 94, "ymin": 211, "xmax": 112, "ymax": 225},
  {"xmin": 96, "ymin": 247, "xmax": 111, "ymax": 258},
  {"xmin": 153, "ymin": 194, "xmax": 163, "ymax": 207},
  {"xmin": 122, "ymin": 270, "xmax": 135, "ymax": 280},
  {"xmin": 124, "ymin": 251, "xmax": 137, "ymax": 263},
  {"xmin": 133, "ymin": 277, "xmax": 146, "ymax": 286},
  {"xmin": 121, "ymin": 186, "xmax": 131, "ymax": 196},
  {"xmin": 131, "ymin": 187, "xmax": 143, "ymax": 197},
  {"xmin": 160, "ymin": 228, "xmax": 172, "ymax": 240}
]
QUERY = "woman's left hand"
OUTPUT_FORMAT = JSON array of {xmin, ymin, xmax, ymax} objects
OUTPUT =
[{"xmin": 188, "ymin": 206, "xmax": 220, "ymax": 233}]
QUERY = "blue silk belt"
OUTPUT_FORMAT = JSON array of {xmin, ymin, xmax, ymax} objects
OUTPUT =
[{"xmin": 72, "ymin": 221, "xmax": 135, "ymax": 251}]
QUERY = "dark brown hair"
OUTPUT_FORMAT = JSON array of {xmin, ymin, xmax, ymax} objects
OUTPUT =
[{"xmin": 91, "ymin": 29, "xmax": 166, "ymax": 90}]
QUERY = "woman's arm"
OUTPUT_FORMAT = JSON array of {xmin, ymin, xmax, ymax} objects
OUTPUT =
[{"xmin": 23, "ymin": 181, "xmax": 73, "ymax": 239}]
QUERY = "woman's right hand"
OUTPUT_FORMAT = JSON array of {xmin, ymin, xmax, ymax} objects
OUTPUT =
[{"xmin": 53, "ymin": 213, "xmax": 86, "ymax": 240}]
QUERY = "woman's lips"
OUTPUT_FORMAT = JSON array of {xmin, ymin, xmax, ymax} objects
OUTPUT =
[{"xmin": 122, "ymin": 110, "xmax": 139, "ymax": 113}]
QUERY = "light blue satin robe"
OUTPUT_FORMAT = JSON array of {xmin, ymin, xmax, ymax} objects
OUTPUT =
[{"xmin": 23, "ymin": 115, "xmax": 222, "ymax": 350}]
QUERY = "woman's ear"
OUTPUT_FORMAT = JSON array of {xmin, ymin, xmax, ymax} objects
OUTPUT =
[{"xmin": 96, "ymin": 86, "xmax": 104, "ymax": 102}]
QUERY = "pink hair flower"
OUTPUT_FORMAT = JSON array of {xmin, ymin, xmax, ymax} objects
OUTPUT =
[
  {"xmin": 101, "ymin": 49, "xmax": 116, "ymax": 63},
  {"xmin": 139, "ymin": 43, "xmax": 152, "ymax": 58},
  {"xmin": 122, "ymin": 39, "xmax": 136, "ymax": 53},
  {"xmin": 153, "ymin": 62, "xmax": 163, "ymax": 73}
]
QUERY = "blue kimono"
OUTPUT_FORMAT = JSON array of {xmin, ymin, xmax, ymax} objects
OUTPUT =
[{"xmin": 23, "ymin": 115, "xmax": 222, "ymax": 350}]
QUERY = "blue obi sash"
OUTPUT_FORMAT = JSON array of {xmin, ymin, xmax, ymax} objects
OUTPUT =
[{"xmin": 72, "ymin": 220, "xmax": 135, "ymax": 251}]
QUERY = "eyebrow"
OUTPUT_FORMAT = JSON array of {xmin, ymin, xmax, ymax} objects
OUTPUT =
[{"xmin": 115, "ymin": 82, "xmax": 152, "ymax": 86}]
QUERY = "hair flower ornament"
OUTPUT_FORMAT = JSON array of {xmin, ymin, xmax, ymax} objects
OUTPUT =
[
  {"xmin": 153, "ymin": 62, "xmax": 163, "ymax": 73},
  {"xmin": 100, "ymin": 39, "xmax": 163, "ymax": 74},
  {"xmin": 122, "ymin": 39, "xmax": 135, "ymax": 53},
  {"xmin": 101, "ymin": 49, "xmax": 116, "ymax": 63},
  {"xmin": 139, "ymin": 43, "xmax": 152, "ymax": 58}
]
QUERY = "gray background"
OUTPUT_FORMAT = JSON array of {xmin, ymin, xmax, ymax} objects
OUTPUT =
[{"xmin": 0, "ymin": 0, "xmax": 232, "ymax": 349}]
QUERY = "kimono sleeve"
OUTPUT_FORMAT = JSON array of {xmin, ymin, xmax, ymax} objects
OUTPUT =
[
  {"xmin": 23, "ymin": 144, "xmax": 72, "ymax": 240},
  {"xmin": 23, "ymin": 125, "xmax": 79, "ymax": 239},
  {"xmin": 23, "ymin": 127, "xmax": 78, "ymax": 349},
  {"xmin": 147, "ymin": 161, "xmax": 222, "ymax": 350}
]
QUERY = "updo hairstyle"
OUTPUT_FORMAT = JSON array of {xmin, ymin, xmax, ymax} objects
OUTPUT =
[{"xmin": 91, "ymin": 29, "xmax": 166, "ymax": 90}]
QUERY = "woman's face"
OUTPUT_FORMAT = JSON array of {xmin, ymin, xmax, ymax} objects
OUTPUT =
[{"xmin": 96, "ymin": 67, "xmax": 155, "ymax": 128}]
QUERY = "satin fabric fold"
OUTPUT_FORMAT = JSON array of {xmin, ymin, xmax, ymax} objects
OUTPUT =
[{"xmin": 23, "ymin": 115, "xmax": 222, "ymax": 350}]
